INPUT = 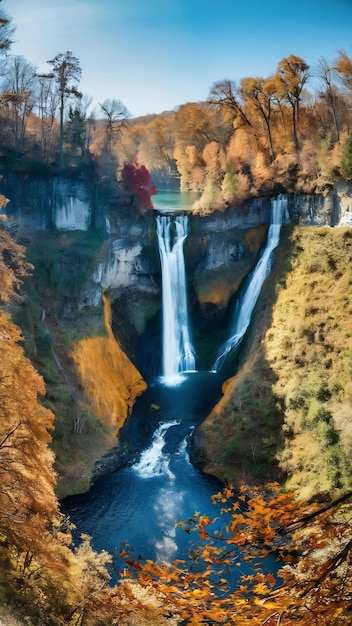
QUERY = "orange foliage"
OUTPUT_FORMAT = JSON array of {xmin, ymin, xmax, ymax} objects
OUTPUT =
[
  {"xmin": 0, "ymin": 208, "xmax": 57, "ymax": 549},
  {"xmin": 0, "ymin": 308, "xmax": 58, "ymax": 549},
  {"xmin": 125, "ymin": 484, "xmax": 352, "ymax": 625},
  {"xmin": 0, "ymin": 219, "xmax": 32, "ymax": 303}
]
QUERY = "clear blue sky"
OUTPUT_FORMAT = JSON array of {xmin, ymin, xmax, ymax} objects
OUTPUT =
[{"xmin": 4, "ymin": 0, "xmax": 352, "ymax": 118}]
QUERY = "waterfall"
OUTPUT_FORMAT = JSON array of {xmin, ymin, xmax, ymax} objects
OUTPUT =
[
  {"xmin": 212, "ymin": 195, "xmax": 288, "ymax": 372},
  {"xmin": 157, "ymin": 215, "xmax": 196, "ymax": 378}
]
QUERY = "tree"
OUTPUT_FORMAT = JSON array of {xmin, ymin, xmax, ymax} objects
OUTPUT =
[
  {"xmin": 275, "ymin": 55, "xmax": 310, "ymax": 151},
  {"xmin": 209, "ymin": 79, "xmax": 253, "ymax": 129},
  {"xmin": 125, "ymin": 483, "xmax": 352, "ymax": 625},
  {"xmin": 0, "ymin": 197, "xmax": 30, "ymax": 302},
  {"xmin": 240, "ymin": 76, "xmax": 277, "ymax": 161},
  {"xmin": 36, "ymin": 72, "xmax": 60, "ymax": 162},
  {"xmin": 99, "ymin": 98, "xmax": 130, "ymax": 174},
  {"xmin": 66, "ymin": 97, "xmax": 93, "ymax": 158},
  {"xmin": 138, "ymin": 113, "xmax": 177, "ymax": 176},
  {"xmin": 0, "ymin": 198, "xmax": 58, "ymax": 551},
  {"xmin": 47, "ymin": 51, "xmax": 82, "ymax": 167},
  {"xmin": 340, "ymin": 135, "xmax": 352, "ymax": 181},
  {"xmin": 317, "ymin": 57, "xmax": 341, "ymax": 142},
  {"xmin": 334, "ymin": 50, "xmax": 352, "ymax": 92},
  {"xmin": 0, "ymin": 3, "xmax": 14, "ymax": 56},
  {"xmin": 2, "ymin": 55, "xmax": 37, "ymax": 149},
  {"xmin": 121, "ymin": 160, "xmax": 156, "ymax": 212},
  {"xmin": 175, "ymin": 102, "xmax": 218, "ymax": 151}
]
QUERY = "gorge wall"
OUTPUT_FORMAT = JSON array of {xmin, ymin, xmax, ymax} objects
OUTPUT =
[{"xmin": 3, "ymin": 174, "xmax": 352, "ymax": 497}]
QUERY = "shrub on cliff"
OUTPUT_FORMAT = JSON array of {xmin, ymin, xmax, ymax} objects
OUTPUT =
[
  {"xmin": 340, "ymin": 136, "xmax": 352, "ymax": 181},
  {"xmin": 120, "ymin": 160, "xmax": 157, "ymax": 213}
]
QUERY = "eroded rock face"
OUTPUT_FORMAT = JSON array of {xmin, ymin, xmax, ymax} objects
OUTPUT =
[
  {"xmin": 93, "ymin": 205, "xmax": 271, "ymax": 376},
  {"xmin": 288, "ymin": 183, "xmax": 352, "ymax": 226}
]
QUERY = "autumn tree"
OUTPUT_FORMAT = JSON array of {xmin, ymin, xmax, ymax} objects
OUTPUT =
[
  {"xmin": 125, "ymin": 483, "xmax": 352, "ymax": 625},
  {"xmin": 0, "ymin": 199, "xmax": 29, "ymax": 302},
  {"xmin": 137, "ymin": 113, "xmax": 178, "ymax": 176},
  {"xmin": 240, "ymin": 76, "xmax": 277, "ymax": 161},
  {"xmin": 340, "ymin": 135, "xmax": 352, "ymax": 181},
  {"xmin": 175, "ymin": 102, "xmax": 218, "ymax": 152},
  {"xmin": 0, "ymin": 197, "xmax": 56, "ymax": 543},
  {"xmin": 209, "ymin": 79, "xmax": 253, "ymax": 130},
  {"xmin": 334, "ymin": 50, "xmax": 352, "ymax": 92},
  {"xmin": 120, "ymin": 160, "xmax": 157, "ymax": 212},
  {"xmin": 275, "ymin": 54, "xmax": 310, "ymax": 151},
  {"xmin": 47, "ymin": 51, "xmax": 82, "ymax": 167},
  {"xmin": 317, "ymin": 57, "xmax": 341, "ymax": 142}
]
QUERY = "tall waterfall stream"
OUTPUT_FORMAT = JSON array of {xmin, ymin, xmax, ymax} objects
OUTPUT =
[
  {"xmin": 62, "ymin": 195, "xmax": 288, "ymax": 574},
  {"xmin": 157, "ymin": 215, "xmax": 197, "ymax": 377}
]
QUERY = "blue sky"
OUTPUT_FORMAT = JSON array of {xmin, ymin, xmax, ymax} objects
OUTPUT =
[{"xmin": 4, "ymin": 0, "xmax": 352, "ymax": 118}]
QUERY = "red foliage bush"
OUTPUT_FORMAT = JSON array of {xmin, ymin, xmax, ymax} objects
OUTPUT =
[{"xmin": 121, "ymin": 160, "xmax": 157, "ymax": 211}]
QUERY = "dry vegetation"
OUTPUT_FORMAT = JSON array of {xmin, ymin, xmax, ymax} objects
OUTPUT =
[
  {"xmin": 265, "ymin": 226, "xmax": 352, "ymax": 499},
  {"xmin": 199, "ymin": 226, "xmax": 352, "ymax": 501}
]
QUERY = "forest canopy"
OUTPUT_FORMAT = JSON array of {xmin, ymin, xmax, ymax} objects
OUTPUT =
[{"xmin": 0, "ymin": 3, "xmax": 351, "ymax": 212}]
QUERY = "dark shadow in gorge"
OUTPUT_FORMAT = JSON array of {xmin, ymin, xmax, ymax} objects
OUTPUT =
[{"xmin": 193, "ymin": 225, "xmax": 295, "ymax": 485}]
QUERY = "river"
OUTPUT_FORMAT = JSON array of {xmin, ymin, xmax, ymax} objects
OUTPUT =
[
  {"xmin": 62, "ymin": 371, "xmax": 225, "ymax": 572},
  {"xmin": 62, "ymin": 188, "xmax": 227, "ymax": 571},
  {"xmin": 62, "ymin": 189, "xmax": 285, "ymax": 580}
]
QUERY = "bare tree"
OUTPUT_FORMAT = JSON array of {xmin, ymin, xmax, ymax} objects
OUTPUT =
[
  {"xmin": 36, "ymin": 73, "xmax": 60, "ymax": 161},
  {"xmin": 99, "ymin": 98, "xmax": 130, "ymax": 177},
  {"xmin": 317, "ymin": 57, "xmax": 340, "ymax": 142},
  {"xmin": 208, "ymin": 79, "xmax": 253, "ymax": 129},
  {"xmin": 2, "ymin": 55, "xmax": 37, "ymax": 149},
  {"xmin": 100, "ymin": 98, "xmax": 130, "ymax": 147}
]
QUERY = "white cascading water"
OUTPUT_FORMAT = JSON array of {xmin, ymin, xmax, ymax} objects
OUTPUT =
[
  {"xmin": 212, "ymin": 195, "xmax": 288, "ymax": 372},
  {"xmin": 133, "ymin": 421, "xmax": 179, "ymax": 479},
  {"xmin": 156, "ymin": 215, "xmax": 197, "ymax": 378}
]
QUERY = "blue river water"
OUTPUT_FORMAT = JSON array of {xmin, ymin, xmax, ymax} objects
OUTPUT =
[
  {"xmin": 61, "ymin": 372, "xmax": 225, "ymax": 569},
  {"xmin": 61, "ymin": 370, "xmax": 280, "ymax": 586},
  {"xmin": 153, "ymin": 187, "xmax": 200, "ymax": 212}
]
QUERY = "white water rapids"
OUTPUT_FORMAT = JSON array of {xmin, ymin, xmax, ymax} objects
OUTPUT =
[{"xmin": 133, "ymin": 420, "xmax": 181, "ymax": 479}]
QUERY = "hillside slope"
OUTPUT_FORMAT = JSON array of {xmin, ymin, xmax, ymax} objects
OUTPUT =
[{"xmin": 197, "ymin": 225, "xmax": 352, "ymax": 500}]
